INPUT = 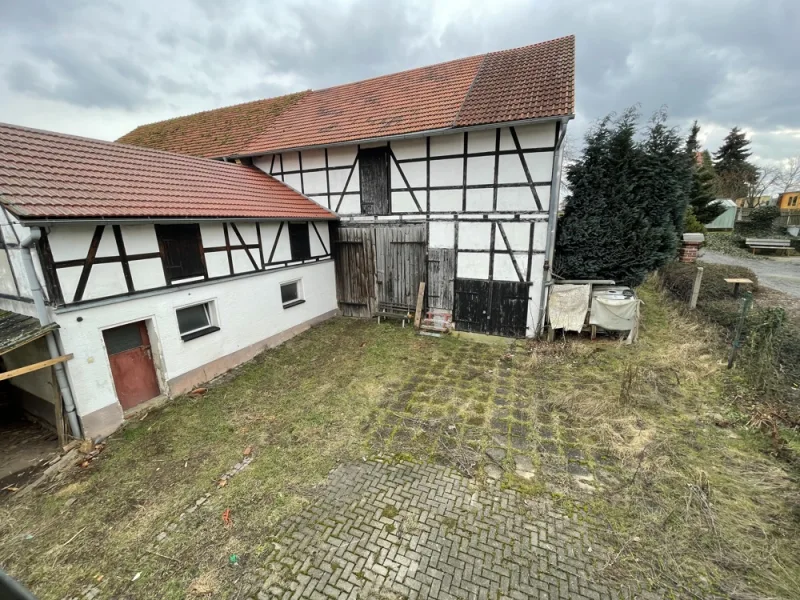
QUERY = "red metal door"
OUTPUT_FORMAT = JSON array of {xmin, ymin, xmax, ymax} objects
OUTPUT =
[{"xmin": 103, "ymin": 321, "xmax": 161, "ymax": 411}]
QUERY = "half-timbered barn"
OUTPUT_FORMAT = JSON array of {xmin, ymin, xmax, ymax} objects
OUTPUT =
[
  {"xmin": 0, "ymin": 123, "xmax": 338, "ymax": 438},
  {"xmin": 120, "ymin": 35, "xmax": 576, "ymax": 339}
]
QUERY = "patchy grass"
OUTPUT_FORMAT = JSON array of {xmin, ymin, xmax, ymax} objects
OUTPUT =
[{"xmin": 1, "ymin": 284, "xmax": 799, "ymax": 599}]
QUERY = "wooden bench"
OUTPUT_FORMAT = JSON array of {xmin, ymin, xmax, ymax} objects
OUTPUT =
[
  {"xmin": 745, "ymin": 238, "xmax": 792, "ymax": 255},
  {"xmin": 376, "ymin": 302, "xmax": 413, "ymax": 327}
]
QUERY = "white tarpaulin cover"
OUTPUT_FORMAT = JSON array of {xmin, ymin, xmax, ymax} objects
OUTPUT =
[
  {"xmin": 589, "ymin": 297, "xmax": 639, "ymax": 331},
  {"xmin": 548, "ymin": 284, "xmax": 591, "ymax": 332}
]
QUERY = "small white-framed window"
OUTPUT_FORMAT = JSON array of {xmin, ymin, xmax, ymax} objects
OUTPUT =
[
  {"xmin": 280, "ymin": 279, "xmax": 304, "ymax": 308},
  {"xmin": 176, "ymin": 301, "xmax": 219, "ymax": 341}
]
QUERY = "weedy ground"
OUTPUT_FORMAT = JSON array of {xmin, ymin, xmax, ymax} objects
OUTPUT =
[{"xmin": 1, "ymin": 281, "xmax": 798, "ymax": 599}]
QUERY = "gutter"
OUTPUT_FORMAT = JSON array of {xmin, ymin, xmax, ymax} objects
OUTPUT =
[
  {"xmin": 225, "ymin": 114, "xmax": 576, "ymax": 161},
  {"xmin": 537, "ymin": 117, "xmax": 569, "ymax": 335},
  {"xmin": 15, "ymin": 215, "xmax": 339, "ymax": 227},
  {"xmin": 19, "ymin": 228, "xmax": 82, "ymax": 439}
]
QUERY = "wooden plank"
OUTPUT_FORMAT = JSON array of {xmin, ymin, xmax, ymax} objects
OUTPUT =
[
  {"xmin": 724, "ymin": 278, "xmax": 753, "ymax": 284},
  {"xmin": 52, "ymin": 366, "xmax": 66, "ymax": 447},
  {"xmin": 0, "ymin": 353, "xmax": 73, "ymax": 382},
  {"xmin": 414, "ymin": 282, "xmax": 425, "ymax": 329}
]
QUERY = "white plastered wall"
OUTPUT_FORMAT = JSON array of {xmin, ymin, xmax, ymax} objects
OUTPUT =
[{"xmin": 56, "ymin": 260, "xmax": 337, "ymax": 425}]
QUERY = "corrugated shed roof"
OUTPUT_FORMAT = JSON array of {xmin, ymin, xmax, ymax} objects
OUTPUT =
[
  {"xmin": 0, "ymin": 311, "xmax": 58, "ymax": 357},
  {"xmin": 117, "ymin": 92, "xmax": 308, "ymax": 158},
  {"xmin": 117, "ymin": 36, "xmax": 576, "ymax": 157},
  {"xmin": 0, "ymin": 123, "xmax": 336, "ymax": 221}
]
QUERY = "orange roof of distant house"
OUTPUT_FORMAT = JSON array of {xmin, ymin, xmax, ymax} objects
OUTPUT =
[
  {"xmin": 118, "ymin": 36, "xmax": 575, "ymax": 158},
  {"xmin": 0, "ymin": 123, "xmax": 335, "ymax": 221},
  {"xmin": 117, "ymin": 92, "xmax": 307, "ymax": 159}
]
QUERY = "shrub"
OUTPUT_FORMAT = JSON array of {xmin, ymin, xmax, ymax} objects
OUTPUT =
[
  {"xmin": 660, "ymin": 261, "xmax": 758, "ymax": 305},
  {"xmin": 749, "ymin": 205, "xmax": 781, "ymax": 229},
  {"xmin": 684, "ymin": 206, "xmax": 707, "ymax": 234},
  {"xmin": 736, "ymin": 205, "xmax": 782, "ymax": 237}
]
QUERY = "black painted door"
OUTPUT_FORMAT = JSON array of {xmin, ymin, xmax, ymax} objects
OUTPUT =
[
  {"xmin": 453, "ymin": 279, "xmax": 492, "ymax": 333},
  {"xmin": 453, "ymin": 279, "xmax": 529, "ymax": 337},
  {"xmin": 489, "ymin": 281, "xmax": 529, "ymax": 337}
]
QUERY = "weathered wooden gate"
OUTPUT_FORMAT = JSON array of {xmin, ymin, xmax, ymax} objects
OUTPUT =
[
  {"xmin": 427, "ymin": 248, "xmax": 455, "ymax": 311},
  {"xmin": 375, "ymin": 225, "xmax": 426, "ymax": 311},
  {"xmin": 334, "ymin": 224, "xmax": 426, "ymax": 316},
  {"xmin": 453, "ymin": 279, "xmax": 529, "ymax": 337},
  {"xmin": 333, "ymin": 227, "xmax": 377, "ymax": 317}
]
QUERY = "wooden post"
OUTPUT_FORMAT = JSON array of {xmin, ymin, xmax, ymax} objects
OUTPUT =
[
  {"xmin": 690, "ymin": 266, "xmax": 704, "ymax": 309},
  {"xmin": 52, "ymin": 366, "xmax": 66, "ymax": 448},
  {"xmin": 414, "ymin": 282, "xmax": 425, "ymax": 329}
]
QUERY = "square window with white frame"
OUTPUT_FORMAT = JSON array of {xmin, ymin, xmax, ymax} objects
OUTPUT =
[
  {"xmin": 176, "ymin": 301, "xmax": 219, "ymax": 341},
  {"xmin": 280, "ymin": 279, "xmax": 304, "ymax": 308}
]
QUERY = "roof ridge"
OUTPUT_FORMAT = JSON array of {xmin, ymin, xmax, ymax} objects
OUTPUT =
[{"xmin": 121, "ymin": 90, "xmax": 310, "ymax": 133}]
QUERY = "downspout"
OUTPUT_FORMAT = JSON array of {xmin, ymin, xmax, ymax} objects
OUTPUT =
[
  {"xmin": 537, "ymin": 118, "xmax": 569, "ymax": 335},
  {"xmin": 20, "ymin": 228, "xmax": 82, "ymax": 439}
]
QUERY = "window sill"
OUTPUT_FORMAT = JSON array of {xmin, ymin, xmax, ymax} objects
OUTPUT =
[
  {"xmin": 181, "ymin": 326, "xmax": 220, "ymax": 342},
  {"xmin": 282, "ymin": 299, "xmax": 306, "ymax": 310}
]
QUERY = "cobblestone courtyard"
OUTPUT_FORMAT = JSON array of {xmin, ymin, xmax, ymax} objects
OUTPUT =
[{"xmin": 257, "ymin": 460, "xmax": 620, "ymax": 600}]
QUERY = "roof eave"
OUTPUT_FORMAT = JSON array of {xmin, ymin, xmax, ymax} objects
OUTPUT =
[
  {"xmin": 223, "ymin": 113, "xmax": 575, "ymax": 160},
  {"xmin": 14, "ymin": 214, "xmax": 339, "ymax": 227}
]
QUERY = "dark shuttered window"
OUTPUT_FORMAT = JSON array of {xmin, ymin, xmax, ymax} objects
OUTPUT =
[
  {"xmin": 154, "ymin": 224, "xmax": 207, "ymax": 283},
  {"xmin": 288, "ymin": 223, "xmax": 311, "ymax": 260},
  {"xmin": 358, "ymin": 146, "xmax": 390, "ymax": 215}
]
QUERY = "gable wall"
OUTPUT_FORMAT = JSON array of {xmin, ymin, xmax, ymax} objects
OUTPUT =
[
  {"xmin": 253, "ymin": 121, "xmax": 564, "ymax": 337},
  {"xmin": 253, "ymin": 122, "xmax": 557, "ymax": 217}
]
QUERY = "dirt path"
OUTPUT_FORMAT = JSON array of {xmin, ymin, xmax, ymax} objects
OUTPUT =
[{"xmin": 700, "ymin": 250, "xmax": 800, "ymax": 298}]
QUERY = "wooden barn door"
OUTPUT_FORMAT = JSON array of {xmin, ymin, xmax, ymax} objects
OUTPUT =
[
  {"xmin": 454, "ymin": 280, "xmax": 529, "ymax": 337},
  {"xmin": 375, "ymin": 225, "xmax": 426, "ymax": 311},
  {"xmin": 427, "ymin": 248, "xmax": 455, "ymax": 311},
  {"xmin": 103, "ymin": 321, "xmax": 160, "ymax": 411},
  {"xmin": 333, "ymin": 227, "xmax": 377, "ymax": 317}
]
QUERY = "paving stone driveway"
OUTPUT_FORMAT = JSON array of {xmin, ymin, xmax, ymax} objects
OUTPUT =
[{"xmin": 255, "ymin": 460, "xmax": 623, "ymax": 600}]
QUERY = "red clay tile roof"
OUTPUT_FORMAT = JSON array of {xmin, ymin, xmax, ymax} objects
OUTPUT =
[
  {"xmin": 117, "ymin": 92, "xmax": 308, "ymax": 158},
  {"xmin": 241, "ymin": 54, "xmax": 485, "ymax": 155},
  {"xmin": 0, "ymin": 123, "xmax": 336, "ymax": 221},
  {"xmin": 118, "ymin": 36, "xmax": 575, "ymax": 158},
  {"xmin": 453, "ymin": 35, "xmax": 575, "ymax": 127}
]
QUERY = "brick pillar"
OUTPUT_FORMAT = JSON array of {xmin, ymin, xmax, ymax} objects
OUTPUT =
[
  {"xmin": 679, "ymin": 233, "xmax": 704, "ymax": 263},
  {"xmin": 679, "ymin": 241, "xmax": 701, "ymax": 263}
]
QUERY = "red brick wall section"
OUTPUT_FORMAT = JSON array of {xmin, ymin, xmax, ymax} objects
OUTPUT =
[{"xmin": 679, "ymin": 241, "xmax": 701, "ymax": 263}]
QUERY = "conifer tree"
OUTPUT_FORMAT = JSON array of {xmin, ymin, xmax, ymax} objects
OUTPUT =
[
  {"xmin": 554, "ymin": 108, "xmax": 691, "ymax": 287},
  {"xmin": 714, "ymin": 127, "xmax": 756, "ymax": 199},
  {"xmin": 684, "ymin": 121, "xmax": 723, "ymax": 223}
]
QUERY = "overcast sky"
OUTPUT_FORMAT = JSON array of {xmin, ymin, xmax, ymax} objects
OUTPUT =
[{"xmin": 1, "ymin": 0, "xmax": 798, "ymax": 164}]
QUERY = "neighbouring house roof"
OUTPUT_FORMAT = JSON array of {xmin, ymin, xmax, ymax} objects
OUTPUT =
[
  {"xmin": 714, "ymin": 198, "xmax": 737, "ymax": 208},
  {"xmin": 0, "ymin": 123, "xmax": 336, "ymax": 221},
  {"xmin": 0, "ymin": 310, "xmax": 58, "ymax": 357},
  {"xmin": 117, "ymin": 92, "xmax": 308, "ymax": 159},
  {"xmin": 117, "ymin": 36, "xmax": 575, "ymax": 158}
]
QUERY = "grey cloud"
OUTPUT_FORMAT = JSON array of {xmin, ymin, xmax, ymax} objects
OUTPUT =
[
  {"xmin": 1, "ymin": 0, "xmax": 798, "ymax": 161},
  {"xmin": 229, "ymin": 0, "xmax": 437, "ymax": 88},
  {"xmin": 7, "ymin": 44, "xmax": 153, "ymax": 110}
]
